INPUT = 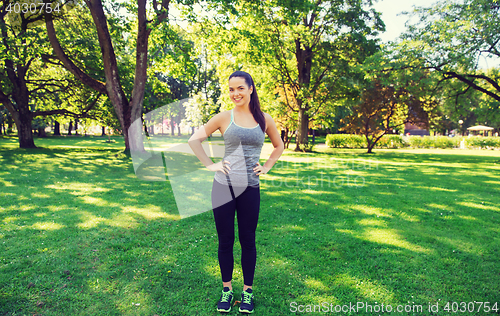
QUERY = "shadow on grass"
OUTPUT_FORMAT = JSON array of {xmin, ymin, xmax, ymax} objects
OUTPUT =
[
  {"xmin": 1, "ymin": 145, "xmax": 500, "ymax": 315},
  {"xmin": 253, "ymin": 150, "xmax": 500, "ymax": 313}
]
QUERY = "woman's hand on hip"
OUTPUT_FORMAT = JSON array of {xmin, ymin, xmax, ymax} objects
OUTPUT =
[
  {"xmin": 208, "ymin": 160, "xmax": 231, "ymax": 174},
  {"xmin": 253, "ymin": 162, "xmax": 269, "ymax": 176}
]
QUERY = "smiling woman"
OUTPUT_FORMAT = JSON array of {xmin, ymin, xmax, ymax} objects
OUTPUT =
[{"xmin": 188, "ymin": 70, "xmax": 284, "ymax": 313}]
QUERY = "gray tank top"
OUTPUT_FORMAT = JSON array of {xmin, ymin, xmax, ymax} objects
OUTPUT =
[{"xmin": 214, "ymin": 109, "xmax": 265, "ymax": 187}]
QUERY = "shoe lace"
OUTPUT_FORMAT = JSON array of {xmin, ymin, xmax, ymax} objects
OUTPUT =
[
  {"xmin": 242, "ymin": 291, "xmax": 252, "ymax": 304},
  {"xmin": 221, "ymin": 290, "xmax": 232, "ymax": 302}
]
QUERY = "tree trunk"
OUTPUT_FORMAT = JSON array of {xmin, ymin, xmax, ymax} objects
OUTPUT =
[
  {"xmin": 17, "ymin": 114, "xmax": 36, "ymax": 148},
  {"xmin": 177, "ymin": 125, "xmax": 181, "ymax": 136},
  {"xmin": 38, "ymin": 128, "xmax": 46, "ymax": 137},
  {"xmin": 1, "ymin": 93, "xmax": 35, "ymax": 149},
  {"xmin": 54, "ymin": 120, "xmax": 61, "ymax": 136},
  {"xmin": 295, "ymin": 107, "xmax": 309, "ymax": 151},
  {"xmin": 45, "ymin": 0, "xmax": 149, "ymax": 154},
  {"xmin": 170, "ymin": 116, "xmax": 174, "ymax": 136},
  {"xmin": 74, "ymin": 119, "xmax": 79, "ymax": 135},
  {"xmin": 366, "ymin": 135, "xmax": 374, "ymax": 153},
  {"xmin": 283, "ymin": 127, "xmax": 292, "ymax": 149},
  {"xmin": 0, "ymin": 59, "xmax": 36, "ymax": 148},
  {"xmin": 68, "ymin": 120, "xmax": 73, "ymax": 135},
  {"xmin": 101, "ymin": 125, "xmax": 106, "ymax": 136},
  {"xmin": 7, "ymin": 117, "xmax": 13, "ymax": 133},
  {"xmin": 5, "ymin": 98, "xmax": 36, "ymax": 148},
  {"xmin": 294, "ymin": 39, "xmax": 313, "ymax": 151}
]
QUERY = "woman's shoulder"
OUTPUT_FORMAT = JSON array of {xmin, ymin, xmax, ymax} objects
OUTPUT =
[
  {"xmin": 210, "ymin": 110, "xmax": 232, "ymax": 122},
  {"xmin": 263, "ymin": 112, "xmax": 274, "ymax": 122},
  {"xmin": 262, "ymin": 112, "xmax": 277, "ymax": 132}
]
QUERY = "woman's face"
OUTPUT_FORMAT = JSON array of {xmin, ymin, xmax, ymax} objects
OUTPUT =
[{"xmin": 229, "ymin": 76, "xmax": 253, "ymax": 107}]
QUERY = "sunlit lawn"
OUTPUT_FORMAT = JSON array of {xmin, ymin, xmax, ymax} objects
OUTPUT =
[{"xmin": 1, "ymin": 135, "xmax": 499, "ymax": 315}]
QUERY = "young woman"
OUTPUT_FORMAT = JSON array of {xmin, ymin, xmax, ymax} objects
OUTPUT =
[{"xmin": 188, "ymin": 71, "xmax": 284, "ymax": 313}]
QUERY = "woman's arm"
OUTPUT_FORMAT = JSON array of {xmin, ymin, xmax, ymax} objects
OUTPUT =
[
  {"xmin": 188, "ymin": 113, "xmax": 230, "ymax": 174},
  {"xmin": 254, "ymin": 113, "xmax": 285, "ymax": 176}
]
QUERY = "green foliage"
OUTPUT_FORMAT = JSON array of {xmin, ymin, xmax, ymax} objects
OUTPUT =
[
  {"xmin": 326, "ymin": 134, "xmax": 500, "ymax": 150},
  {"xmin": 31, "ymin": 117, "xmax": 47, "ymax": 130},
  {"xmin": 341, "ymin": 77, "xmax": 434, "ymax": 153},
  {"xmin": 466, "ymin": 136, "xmax": 500, "ymax": 149},
  {"xmin": 182, "ymin": 92, "xmax": 219, "ymax": 127},
  {"xmin": 407, "ymin": 136, "xmax": 457, "ymax": 149},
  {"xmin": 431, "ymin": 136, "xmax": 455, "ymax": 149},
  {"xmin": 2, "ymin": 137, "xmax": 500, "ymax": 314},
  {"xmin": 326, "ymin": 134, "xmax": 366, "ymax": 148},
  {"xmin": 196, "ymin": 0, "xmax": 385, "ymax": 146},
  {"xmin": 399, "ymin": 0, "xmax": 500, "ymax": 102},
  {"xmin": 376, "ymin": 135, "xmax": 407, "ymax": 149},
  {"xmin": 297, "ymin": 142, "xmax": 316, "ymax": 152}
]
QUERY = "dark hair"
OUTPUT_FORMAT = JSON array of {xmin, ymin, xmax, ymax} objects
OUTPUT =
[{"xmin": 229, "ymin": 71, "xmax": 266, "ymax": 133}]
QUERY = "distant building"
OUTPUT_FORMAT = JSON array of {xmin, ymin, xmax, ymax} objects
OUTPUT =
[{"xmin": 404, "ymin": 122, "xmax": 429, "ymax": 136}]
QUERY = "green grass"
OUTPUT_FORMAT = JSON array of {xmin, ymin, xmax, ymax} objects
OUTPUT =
[{"xmin": 1, "ymin": 136, "xmax": 500, "ymax": 315}]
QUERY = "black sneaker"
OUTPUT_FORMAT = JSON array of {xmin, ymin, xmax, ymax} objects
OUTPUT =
[
  {"xmin": 217, "ymin": 287, "xmax": 233, "ymax": 313},
  {"xmin": 239, "ymin": 288, "xmax": 254, "ymax": 314}
]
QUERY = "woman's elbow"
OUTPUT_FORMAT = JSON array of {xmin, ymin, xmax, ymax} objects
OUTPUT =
[{"xmin": 275, "ymin": 140, "xmax": 285, "ymax": 152}]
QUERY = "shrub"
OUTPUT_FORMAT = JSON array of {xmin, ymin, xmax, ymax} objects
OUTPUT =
[
  {"xmin": 376, "ymin": 135, "xmax": 407, "ymax": 149},
  {"xmin": 433, "ymin": 136, "xmax": 457, "ymax": 149},
  {"xmin": 297, "ymin": 143, "xmax": 316, "ymax": 152},
  {"xmin": 466, "ymin": 137, "xmax": 500, "ymax": 149},
  {"xmin": 325, "ymin": 134, "xmax": 500, "ymax": 150},
  {"xmin": 326, "ymin": 134, "xmax": 366, "ymax": 148},
  {"xmin": 407, "ymin": 136, "xmax": 457, "ymax": 149},
  {"xmin": 407, "ymin": 136, "xmax": 424, "ymax": 148}
]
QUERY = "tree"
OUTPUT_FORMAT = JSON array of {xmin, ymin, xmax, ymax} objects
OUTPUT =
[
  {"xmin": 435, "ymin": 71, "xmax": 500, "ymax": 135},
  {"xmin": 1, "ymin": 1, "xmax": 51, "ymax": 147},
  {"xmin": 342, "ymin": 72, "xmax": 435, "ymax": 153},
  {"xmin": 0, "ymin": 103, "xmax": 9, "ymax": 135},
  {"xmin": 182, "ymin": 91, "xmax": 218, "ymax": 132},
  {"xmin": 0, "ymin": 0, "xmax": 104, "ymax": 148},
  {"xmin": 45, "ymin": 0, "xmax": 234, "ymax": 152},
  {"xmin": 45, "ymin": 0, "xmax": 172, "ymax": 153},
  {"xmin": 400, "ymin": 0, "xmax": 500, "ymax": 102},
  {"xmin": 211, "ymin": 0, "xmax": 384, "ymax": 150}
]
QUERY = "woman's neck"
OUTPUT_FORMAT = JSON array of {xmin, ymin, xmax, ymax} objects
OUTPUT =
[{"xmin": 234, "ymin": 104, "xmax": 251, "ymax": 114}]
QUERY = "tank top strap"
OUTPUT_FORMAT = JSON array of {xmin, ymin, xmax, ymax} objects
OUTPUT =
[{"xmin": 230, "ymin": 109, "xmax": 234, "ymax": 123}]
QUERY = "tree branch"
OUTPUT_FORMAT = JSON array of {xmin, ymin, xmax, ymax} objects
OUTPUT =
[
  {"xmin": 45, "ymin": 13, "xmax": 107, "ymax": 95},
  {"xmin": 463, "ymin": 73, "xmax": 500, "ymax": 92},
  {"xmin": 33, "ymin": 109, "xmax": 78, "ymax": 117},
  {"xmin": 152, "ymin": 0, "xmax": 170, "ymax": 27},
  {"xmin": 442, "ymin": 71, "xmax": 500, "ymax": 102}
]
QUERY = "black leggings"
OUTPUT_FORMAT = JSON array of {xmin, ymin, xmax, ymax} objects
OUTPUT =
[{"xmin": 211, "ymin": 179, "xmax": 260, "ymax": 286}]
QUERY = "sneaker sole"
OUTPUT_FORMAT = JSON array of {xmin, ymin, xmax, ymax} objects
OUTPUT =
[
  {"xmin": 217, "ymin": 307, "xmax": 231, "ymax": 313},
  {"xmin": 238, "ymin": 307, "xmax": 254, "ymax": 314}
]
